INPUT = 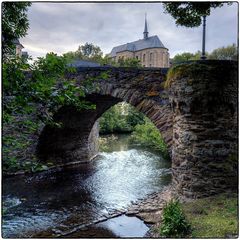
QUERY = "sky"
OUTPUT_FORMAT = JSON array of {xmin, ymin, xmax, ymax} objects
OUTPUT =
[{"xmin": 21, "ymin": 2, "xmax": 239, "ymax": 59}]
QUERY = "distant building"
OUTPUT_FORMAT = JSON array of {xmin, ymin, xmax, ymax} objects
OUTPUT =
[
  {"xmin": 68, "ymin": 59, "xmax": 101, "ymax": 67},
  {"xmin": 13, "ymin": 39, "xmax": 24, "ymax": 57},
  {"xmin": 109, "ymin": 16, "xmax": 170, "ymax": 68},
  {"xmin": 22, "ymin": 51, "xmax": 29, "ymax": 59}
]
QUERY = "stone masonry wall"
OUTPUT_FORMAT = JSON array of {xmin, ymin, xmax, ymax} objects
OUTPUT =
[{"xmin": 168, "ymin": 60, "xmax": 238, "ymax": 198}]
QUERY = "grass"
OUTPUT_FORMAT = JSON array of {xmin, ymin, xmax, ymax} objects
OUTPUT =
[{"xmin": 182, "ymin": 193, "xmax": 238, "ymax": 238}]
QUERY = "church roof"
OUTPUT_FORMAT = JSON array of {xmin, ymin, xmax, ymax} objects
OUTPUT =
[
  {"xmin": 110, "ymin": 35, "xmax": 167, "ymax": 57},
  {"xmin": 13, "ymin": 39, "xmax": 24, "ymax": 48}
]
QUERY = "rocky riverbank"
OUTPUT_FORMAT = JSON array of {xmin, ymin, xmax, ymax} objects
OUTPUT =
[{"xmin": 126, "ymin": 184, "xmax": 177, "ymax": 237}]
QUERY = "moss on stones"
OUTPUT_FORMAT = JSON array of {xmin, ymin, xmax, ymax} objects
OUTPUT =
[{"xmin": 165, "ymin": 61, "xmax": 215, "ymax": 89}]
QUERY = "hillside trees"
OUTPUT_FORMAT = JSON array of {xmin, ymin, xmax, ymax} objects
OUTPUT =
[
  {"xmin": 64, "ymin": 43, "xmax": 142, "ymax": 67},
  {"xmin": 208, "ymin": 44, "xmax": 238, "ymax": 60},
  {"xmin": 172, "ymin": 44, "xmax": 238, "ymax": 64},
  {"xmin": 64, "ymin": 42, "xmax": 104, "ymax": 62}
]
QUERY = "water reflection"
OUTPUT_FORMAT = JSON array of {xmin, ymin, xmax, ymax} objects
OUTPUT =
[{"xmin": 2, "ymin": 134, "xmax": 171, "ymax": 238}]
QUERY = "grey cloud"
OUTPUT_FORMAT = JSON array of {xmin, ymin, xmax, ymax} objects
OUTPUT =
[{"xmin": 21, "ymin": 2, "xmax": 238, "ymax": 59}]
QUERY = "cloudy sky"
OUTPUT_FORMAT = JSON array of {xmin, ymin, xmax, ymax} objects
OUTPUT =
[{"xmin": 21, "ymin": 2, "xmax": 238, "ymax": 59}]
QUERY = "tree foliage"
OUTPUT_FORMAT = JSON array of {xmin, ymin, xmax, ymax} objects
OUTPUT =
[
  {"xmin": 117, "ymin": 57, "xmax": 142, "ymax": 67},
  {"xmin": 172, "ymin": 52, "xmax": 196, "ymax": 64},
  {"xmin": 64, "ymin": 42, "xmax": 103, "ymax": 62},
  {"xmin": 3, "ymin": 53, "xmax": 96, "ymax": 124},
  {"xmin": 3, "ymin": 53, "xmax": 102, "ymax": 173},
  {"xmin": 172, "ymin": 51, "xmax": 203, "ymax": 64},
  {"xmin": 163, "ymin": 2, "xmax": 224, "ymax": 27},
  {"xmin": 131, "ymin": 118, "xmax": 168, "ymax": 157},
  {"xmin": 208, "ymin": 44, "xmax": 238, "ymax": 60},
  {"xmin": 172, "ymin": 44, "xmax": 238, "ymax": 64},
  {"xmin": 64, "ymin": 43, "xmax": 142, "ymax": 67},
  {"xmin": 99, "ymin": 103, "xmax": 145, "ymax": 134},
  {"xmin": 2, "ymin": 2, "xmax": 31, "ymax": 58}
]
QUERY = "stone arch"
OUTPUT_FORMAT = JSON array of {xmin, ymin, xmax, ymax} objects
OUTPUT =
[
  {"xmin": 37, "ymin": 67, "xmax": 173, "ymax": 164},
  {"xmin": 37, "ymin": 90, "xmax": 173, "ymax": 165}
]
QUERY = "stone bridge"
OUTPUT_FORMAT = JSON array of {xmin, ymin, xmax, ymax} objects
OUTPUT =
[{"xmin": 37, "ymin": 60, "xmax": 238, "ymax": 198}]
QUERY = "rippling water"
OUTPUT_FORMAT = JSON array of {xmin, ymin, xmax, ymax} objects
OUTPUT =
[{"xmin": 2, "ymin": 134, "xmax": 171, "ymax": 238}]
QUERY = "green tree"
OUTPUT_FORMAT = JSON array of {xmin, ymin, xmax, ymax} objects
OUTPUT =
[
  {"xmin": 79, "ymin": 42, "xmax": 103, "ymax": 60},
  {"xmin": 126, "ymin": 105, "xmax": 145, "ymax": 127},
  {"xmin": 2, "ymin": 2, "xmax": 31, "ymax": 59},
  {"xmin": 64, "ymin": 43, "xmax": 142, "ymax": 67},
  {"xmin": 172, "ymin": 51, "xmax": 206, "ymax": 64},
  {"xmin": 131, "ymin": 118, "xmax": 168, "ymax": 157},
  {"xmin": 163, "ymin": 2, "xmax": 224, "ymax": 27},
  {"xmin": 99, "ymin": 103, "xmax": 145, "ymax": 134},
  {"xmin": 208, "ymin": 44, "xmax": 238, "ymax": 60},
  {"xmin": 117, "ymin": 57, "xmax": 142, "ymax": 67},
  {"xmin": 99, "ymin": 103, "xmax": 131, "ymax": 133},
  {"xmin": 64, "ymin": 42, "xmax": 103, "ymax": 62},
  {"xmin": 172, "ymin": 52, "xmax": 195, "ymax": 64},
  {"xmin": 3, "ymin": 53, "xmax": 97, "ymax": 173}
]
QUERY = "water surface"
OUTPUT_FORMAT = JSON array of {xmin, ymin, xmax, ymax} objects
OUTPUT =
[{"xmin": 2, "ymin": 134, "xmax": 171, "ymax": 238}]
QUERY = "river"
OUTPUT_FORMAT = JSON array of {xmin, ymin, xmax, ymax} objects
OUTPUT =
[{"xmin": 2, "ymin": 134, "xmax": 171, "ymax": 238}]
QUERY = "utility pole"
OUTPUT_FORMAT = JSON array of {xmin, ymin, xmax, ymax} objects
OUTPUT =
[{"xmin": 201, "ymin": 15, "xmax": 207, "ymax": 60}]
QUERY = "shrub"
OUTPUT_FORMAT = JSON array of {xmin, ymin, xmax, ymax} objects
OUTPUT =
[
  {"xmin": 160, "ymin": 199, "xmax": 191, "ymax": 238},
  {"xmin": 99, "ymin": 103, "xmax": 144, "ymax": 134},
  {"xmin": 131, "ymin": 118, "xmax": 169, "ymax": 158}
]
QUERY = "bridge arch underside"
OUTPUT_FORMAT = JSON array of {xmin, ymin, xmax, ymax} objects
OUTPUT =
[{"xmin": 37, "ymin": 93, "xmax": 173, "ymax": 164}]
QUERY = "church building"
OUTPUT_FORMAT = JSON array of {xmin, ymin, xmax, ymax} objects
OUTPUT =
[{"xmin": 109, "ymin": 16, "xmax": 170, "ymax": 68}]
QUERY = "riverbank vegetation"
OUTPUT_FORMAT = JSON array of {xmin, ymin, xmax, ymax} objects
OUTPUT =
[
  {"xmin": 160, "ymin": 199, "xmax": 191, "ymax": 238},
  {"xmin": 99, "ymin": 102, "xmax": 168, "ymax": 157},
  {"xmin": 99, "ymin": 103, "xmax": 145, "ymax": 134},
  {"xmin": 130, "ymin": 118, "xmax": 168, "ymax": 158},
  {"xmin": 158, "ymin": 193, "xmax": 238, "ymax": 238}
]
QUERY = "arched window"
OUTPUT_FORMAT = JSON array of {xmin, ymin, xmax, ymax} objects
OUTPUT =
[
  {"xmin": 143, "ymin": 54, "xmax": 145, "ymax": 62},
  {"xmin": 136, "ymin": 56, "xmax": 138, "ymax": 59},
  {"xmin": 150, "ymin": 53, "xmax": 153, "ymax": 62}
]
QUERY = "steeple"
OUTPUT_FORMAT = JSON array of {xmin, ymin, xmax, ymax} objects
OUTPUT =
[{"xmin": 143, "ymin": 13, "xmax": 149, "ymax": 39}]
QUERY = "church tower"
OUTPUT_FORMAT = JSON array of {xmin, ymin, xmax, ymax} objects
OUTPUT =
[
  {"xmin": 109, "ymin": 14, "xmax": 170, "ymax": 68},
  {"xmin": 143, "ymin": 14, "xmax": 149, "ymax": 39}
]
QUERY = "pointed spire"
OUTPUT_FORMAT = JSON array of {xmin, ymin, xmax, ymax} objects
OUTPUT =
[{"xmin": 143, "ymin": 13, "xmax": 149, "ymax": 39}]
